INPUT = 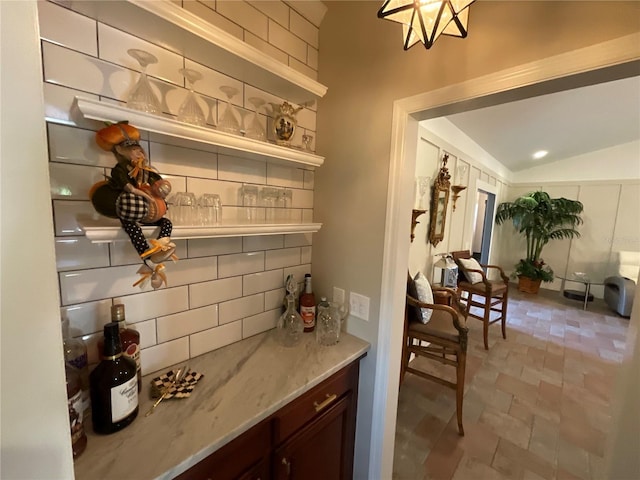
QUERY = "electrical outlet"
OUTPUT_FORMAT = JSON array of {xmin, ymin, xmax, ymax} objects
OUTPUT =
[
  {"xmin": 349, "ymin": 292, "xmax": 370, "ymax": 321},
  {"xmin": 333, "ymin": 287, "xmax": 345, "ymax": 306}
]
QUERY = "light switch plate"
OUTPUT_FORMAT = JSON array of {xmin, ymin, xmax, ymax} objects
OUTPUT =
[{"xmin": 349, "ymin": 292, "xmax": 370, "ymax": 321}]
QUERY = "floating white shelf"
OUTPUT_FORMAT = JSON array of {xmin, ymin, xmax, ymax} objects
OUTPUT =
[
  {"xmin": 74, "ymin": 97, "xmax": 324, "ymax": 168},
  {"xmin": 80, "ymin": 218, "xmax": 323, "ymax": 243},
  {"xmin": 66, "ymin": 0, "xmax": 327, "ymax": 104}
]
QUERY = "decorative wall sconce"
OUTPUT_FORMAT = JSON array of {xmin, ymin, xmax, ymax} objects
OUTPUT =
[
  {"xmin": 450, "ymin": 163, "xmax": 468, "ymax": 212},
  {"xmin": 410, "ymin": 208, "xmax": 427, "ymax": 243},
  {"xmin": 377, "ymin": 0, "xmax": 476, "ymax": 50}
]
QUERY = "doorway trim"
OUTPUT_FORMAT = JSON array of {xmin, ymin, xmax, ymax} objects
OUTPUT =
[
  {"xmin": 474, "ymin": 179, "xmax": 498, "ymax": 265},
  {"xmin": 374, "ymin": 33, "xmax": 640, "ymax": 478}
]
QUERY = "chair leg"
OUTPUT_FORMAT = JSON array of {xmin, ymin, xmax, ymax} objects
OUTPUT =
[
  {"xmin": 483, "ymin": 296, "xmax": 490, "ymax": 350},
  {"xmin": 501, "ymin": 292, "xmax": 508, "ymax": 340},
  {"xmin": 455, "ymin": 348, "xmax": 467, "ymax": 436}
]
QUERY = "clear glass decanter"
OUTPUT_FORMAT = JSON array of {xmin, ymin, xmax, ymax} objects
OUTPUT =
[{"xmin": 276, "ymin": 293, "xmax": 304, "ymax": 347}]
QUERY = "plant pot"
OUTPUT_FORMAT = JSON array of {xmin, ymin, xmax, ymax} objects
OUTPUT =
[{"xmin": 518, "ymin": 276, "xmax": 542, "ymax": 294}]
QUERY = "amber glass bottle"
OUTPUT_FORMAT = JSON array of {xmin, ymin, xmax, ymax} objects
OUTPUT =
[
  {"xmin": 66, "ymin": 364, "xmax": 87, "ymax": 458},
  {"xmin": 299, "ymin": 273, "xmax": 316, "ymax": 332},
  {"xmin": 98, "ymin": 304, "xmax": 141, "ymax": 391},
  {"xmin": 90, "ymin": 322, "xmax": 139, "ymax": 434}
]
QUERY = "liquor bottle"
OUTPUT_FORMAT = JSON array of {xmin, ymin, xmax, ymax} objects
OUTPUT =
[
  {"xmin": 65, "ymin": 363, "xmax": 87, "ymax": 458},
  {"xmin": 62, "ymin": 318, "xmax": 89, "ymax": 411},
  {"xmin": 282, "ymin": 274, "xmax": 299, "ymax": 313},
  {"xmin": 90, "ymin": 322, "xmax": 139, "ymax": 434},
  {"xmin": 98, "ymin": 304, "xmax": 141, "ymax": 392},
  {"xmin": 276, "ymin": 293, "xmax": 304, "ymax": 347},
  {"xmin": 299, "ymin": 273, "xmax": 316, "ymax": 332}
]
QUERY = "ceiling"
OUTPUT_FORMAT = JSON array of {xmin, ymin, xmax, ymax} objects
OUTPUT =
[{"xmin": 441, "ymin": 75, "xmax": 640, "ymax": 172}]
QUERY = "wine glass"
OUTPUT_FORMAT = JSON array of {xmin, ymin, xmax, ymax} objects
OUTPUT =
[
  {"xmin": 245, "ymin": 97, "xmax": 267, "ymax": 141},
  {"xmin": 416, "ymin": 176, "xmax": 431, "ymax": 209},
  {"xmin": 126, "ymin": 49, "xmax": 161, "ymax": 114},
  {"xmin": 177, "ymin": 68, "xmax": 206, "ymax": 126},
  {"xmin": 217, "ymin": 86, "xmax": 241, "ymax": 135},
  {"xmin": 302, "ymin": 134, "xmax": 313, "ymax": 151}
]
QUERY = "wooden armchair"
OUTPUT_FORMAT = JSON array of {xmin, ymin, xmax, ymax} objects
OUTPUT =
[
  {"xmin": 451, "ymin": 251, "xmax": 509, "ymax": 350},
  {"xmin": 402, "ymin": 281, "xmax": 469, "ymax": 435}
]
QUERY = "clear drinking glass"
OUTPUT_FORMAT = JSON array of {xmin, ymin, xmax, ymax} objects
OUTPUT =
[
  {"xmin": 245, "ymin": 97, "xmax": 267, "ymax": 141},
  {"xmin": 241, "ymin": 184, "xmax": 259, "ymax": 222},
  {"xmin": 197, "ymin": 193, "xmax": 222, "ymax": 225},
  {"xmin": 177, "ymin": 68, "xmax": 206, "ymax": 126},
  {"xmin": 169, "ymin": 192, "xmax": 197, "ymax": 225},
  {"xmin": 261, "ymin": 187, "xmax": 280, "ymax": 222},
  {"xmin": 127, "ymin": 49, "xmax": 162, "ymax": 114},
  {"xmin": 302, "ymin": 134, "xmax": 313, "ymax": 151},
  {"xmin": 218, "ymin": 86, "xmax": 241, "ymax": 135}
]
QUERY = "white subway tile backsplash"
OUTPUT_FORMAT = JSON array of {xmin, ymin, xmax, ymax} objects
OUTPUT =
[
  {"xmin": 48, "ymin": 123, "xmax": 115, "ymax": 168},
  {"xmin": 44, "ymin": 0, "xmax": 317, "ymax": 371},
  {"xmin": 243, "ymin": 235, "xmax": 284, "ymax": 252},
  {"xmin": 219, "ymin": 293, "xmax": 264, "ymax": 325},
  {"xmin": 53, "ymin": 200, "xmax": 101, "ymax": 236},
  {"xmin": 157, "ymin": 304, "xmax": 218, "ymax": 343},
  {"xmin": 182, "ymin": 0, "xmax": 244, "ymax": 41},
  {"xmin": 284, "ymin": 233, "xmax": 312, "ymax": 248},
  {"xmin": 303, "ymin": 170, "xmax": 314, "ymax": 190},
  {"xmin": 189, "ymin": 276, "xmax": 242, "ymax": 309},
  {"xmin": 114, "ymin": 286, "xmax": 189, "ymax": 323},
  {"xmin": 217, "ymin": 155, "xmax": 266, "ymax": 184},
  {"xmin": 300, "ymin": 246, "xmax": 312, "ymax": 264},
  {"xmin": 265, "ymin": 288, "xmax": 285, "ymax": 311},
  {"xmin": 290, "ymin": 10, "xmax": 319, "ymax": 48},
  {"xmin": 187, "ymin": 237, "xmax": 242, "ymax": 258},
  {"xmin": 248, "ymin": 1, "xmax": 289, "ymax": 28},
  {"xmin": 266, "ymin": 164, "xmax": 304, "ymax": 188},
  {"xmin": 243, "ymin": 308, "xmax": 279, "ymax": 338},
  {"xmin": 98, "ymin": 23, "xmax": 183, "ymax": 86},
  {"xmin": 218, "ymin": 251, "xmax": 264, "ymax": 278},
  {"xmin": 268, "ymin": 19, "xmax": 307, "ymax": 63},
  {"xmin": 149, "ymin": 143, "xmax": 218, "ymax": 179},
  {"xmin": 61, "ymin": 299, "xmax": 112, "ymax": 337},
  {"xmin": 243, "ymin": 269, "xmax": 284, "ymax": 296},
  {"xmin": 49, "ymin": 163, "xmax": 104, "ymax": 200},
  {"xmin": 132, "ymin": 319, "xmax": 157, "ymax": 349},
  {"xmin": 189, "ymin": 321, "xmax": 242, "ymax": 358},
  {"xmin": 164, "ymin": 256, "xmax": 218, "ymax": 287},
  {"xmin": 244, "ymin": 31, "xmax": 289, "ymax": 66},
  {"xmin": 38, "ymin": 1, "xmax": 97, "ymax": 57},
  {"xmin": 60, "ymin": 264, "xmax": 149, "ymax": 305},
  {"xmin": 55, "ymin": 236, "xmax": 110, "ymax": 271},
  {"xmin": 265, "ymin": 247, "xmax": 301, "ymax": 270},
  {"xmin": 217, "ymin": 1, "xmax": 268, "ymax": 41},
  {"xmin": 141, "ymin": 337, "xmax": 190, "ymax": 376}
]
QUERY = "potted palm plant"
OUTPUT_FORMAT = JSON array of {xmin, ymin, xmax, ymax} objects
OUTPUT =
[{"xmin": 495, "ymin": 191, "xmax": 584, "ymax": 293}]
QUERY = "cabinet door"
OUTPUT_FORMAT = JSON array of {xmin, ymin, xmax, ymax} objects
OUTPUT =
[
  {"xmin": 175, "ymin": 419, "xmax": 271, "ymax": 480},
  {"xmin": 273, "ymin": 393, "xmax": 354, "ymax": 480}
]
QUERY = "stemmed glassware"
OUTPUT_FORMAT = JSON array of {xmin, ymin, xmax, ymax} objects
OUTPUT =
[
  {"xmin": 126, "ymin": 49, "xmax": 162, "ymax": 114},
  {"xmin": 177, "ymin": 68, "xmax": 206, "ymax": 126},
  {"xmin": 245, "ymin": 97, "xmax": 267, "ymax": 141},
  {"xmin": 218, "ymin": 86, "xmax": 241, "ymax": 135},
  {"xmin": 302, "ymin": 134, "xmax": 313, "ymax": 151},
  {"xmin": 416, "ymin": 176, "xmax": 431, "ymax": 210}
]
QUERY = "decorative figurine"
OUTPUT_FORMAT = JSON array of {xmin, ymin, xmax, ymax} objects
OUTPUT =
[{"xmin": 89, "ymin": 121, "xmax": 177, "ymax": 288}]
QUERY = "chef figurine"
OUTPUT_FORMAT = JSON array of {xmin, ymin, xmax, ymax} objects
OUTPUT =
[{"xmin": 89, "ymin": 122, "xmax": 177, "ymax": 288}]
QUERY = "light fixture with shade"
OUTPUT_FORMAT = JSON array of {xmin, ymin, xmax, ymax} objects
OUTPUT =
[
  {"xmin": 378, "ymin": 0, "xmax": 476, "ymax": 50},
  {"xmin": 450, "ymin": 162, "xmax": 468, "ymax": 212}
]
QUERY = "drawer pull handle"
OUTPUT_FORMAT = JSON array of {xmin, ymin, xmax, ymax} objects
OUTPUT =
[
  {"xmin": 282, "ymin": 457, "xmax": 291, "ymax": 477},
  {"xmin": 313, "ymin": 393, "xmax": 337, "ymax": 412}
]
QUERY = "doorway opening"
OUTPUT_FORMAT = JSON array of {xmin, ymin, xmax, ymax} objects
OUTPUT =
[{"xmin": 472, "ymin": 189, "xmax": 496, "ymax": 264}]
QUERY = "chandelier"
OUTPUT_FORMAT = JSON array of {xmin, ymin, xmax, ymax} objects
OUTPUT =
[{"xmin": 378, "ymin": 0, "xmax": 476, "ymax": 50}]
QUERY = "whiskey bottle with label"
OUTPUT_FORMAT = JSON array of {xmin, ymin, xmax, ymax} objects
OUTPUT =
[{"xmin": 90, "ymin": 322, "xmax": 139, "ymax": 434}]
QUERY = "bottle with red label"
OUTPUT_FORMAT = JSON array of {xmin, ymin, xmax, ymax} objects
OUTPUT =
[
  {"xmin": 299, "ymin": 273, "xmax": 316, "ymax": 332},
  {"xmin": 97, "ymin": 304, "xmax": 141, "ymax": 392}
]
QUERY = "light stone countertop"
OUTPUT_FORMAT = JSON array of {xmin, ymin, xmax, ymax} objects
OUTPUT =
[{"xmin": 73, "ymin": 331, "xmax": 370, "ymax": 480}]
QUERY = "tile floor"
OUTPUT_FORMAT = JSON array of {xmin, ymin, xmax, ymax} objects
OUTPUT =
[{"xmin": 393, "ymin": 287, "xmax": 630, "ymax": 480}]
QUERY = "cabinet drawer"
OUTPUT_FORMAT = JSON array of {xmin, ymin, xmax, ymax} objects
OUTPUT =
[{"xmin": 273, "ymin": 363, "xmax": 357, "ymax": 444}]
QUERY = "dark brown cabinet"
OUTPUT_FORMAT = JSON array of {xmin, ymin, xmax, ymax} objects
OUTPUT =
[{"xmin": 176, "ymin": 358, "xmax": 362, "ymax": 480}]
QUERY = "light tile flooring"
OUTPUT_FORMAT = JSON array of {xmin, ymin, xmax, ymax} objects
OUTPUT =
[{"xmin": 393, "ymin": 287, "xmax": 630, "ymax": 480}]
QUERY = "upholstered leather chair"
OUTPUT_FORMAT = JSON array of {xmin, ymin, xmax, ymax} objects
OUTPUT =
[
  {"xmin": 451, "ymin": 250, "xmax": 509, "ymax": 350},
  {"xmin": 402, "ymin": 276, "xmax": 469, "ymax": 435}
]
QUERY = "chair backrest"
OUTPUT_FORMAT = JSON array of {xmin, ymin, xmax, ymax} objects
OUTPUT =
[{"xmin": 451, "ymin": 250, "xmax": 472, "ymax": 261}]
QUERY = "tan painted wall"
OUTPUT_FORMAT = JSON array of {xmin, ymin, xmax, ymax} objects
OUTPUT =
[{"xmin": 315, "ymin": 1, "xmax": 640, "ymax": 476}]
